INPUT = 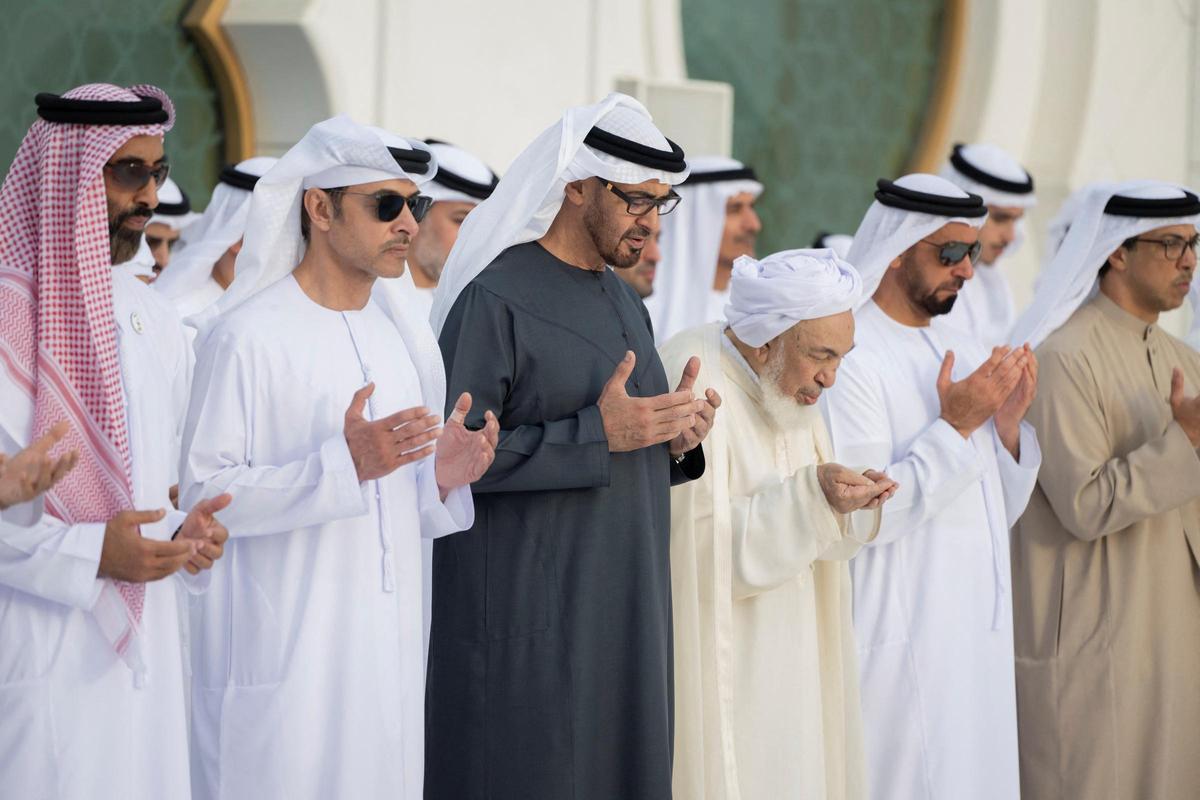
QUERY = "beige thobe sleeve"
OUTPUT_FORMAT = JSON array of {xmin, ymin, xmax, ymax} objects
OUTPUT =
[{"xmin": 1030, "ymin": 350, "xmax": 1200, "ymax": 541}]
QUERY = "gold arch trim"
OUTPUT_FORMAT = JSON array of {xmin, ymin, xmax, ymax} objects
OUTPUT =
[
  {"xmin": 906, "ymin": 0, "xmax": 967, "ymax": 173},
  {"xmin": 184, "ymin": 0, "xmax": 255, "ymax": 164}
]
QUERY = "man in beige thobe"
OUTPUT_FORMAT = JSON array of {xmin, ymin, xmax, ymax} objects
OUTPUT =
[
  {"xmin": 661, "ymin": 248, "xmax": 897, "ymax": 800},
  {"xmin": 1009, "ymin": 181, "xmax": 1200, "ymax": 800}
]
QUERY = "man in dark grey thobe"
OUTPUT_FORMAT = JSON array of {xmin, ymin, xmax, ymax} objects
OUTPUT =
[{"xmin": 425, "ymin": 94, "xmax": 720, "ymax": 800}]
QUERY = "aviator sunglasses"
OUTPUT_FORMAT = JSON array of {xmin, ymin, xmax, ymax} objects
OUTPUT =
[
  {"xmin": 334, "ymin": 189, "xmax": 433, "ymax": 223},
  {"xmin": 919, "ymin": 238, "xmax": 982, "ymax": 266},
  {"xmin": 104, "ymin": 159, "xmax": 170, "ymax": 192}
]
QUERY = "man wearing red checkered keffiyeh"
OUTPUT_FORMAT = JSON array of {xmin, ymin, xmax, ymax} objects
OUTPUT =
[{"xmin": 0, "ymin": 83, "xmax": 230, "ymax": 799}]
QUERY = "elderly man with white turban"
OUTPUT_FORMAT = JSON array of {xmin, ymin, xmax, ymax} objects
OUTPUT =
[
  {"xmin": 824, "ymin": 174, "xmax": 1043, "ymax": 800},
  {"xmin": 1009, "ymin": 182, "xmax": 1200, "ymax": 800},
  {"xmin": 428, "ymin": 93, "xmax": 717, "ymax": 800},
  {"xmin": 940, "ymin": 143, "xmax": 1037, "ymax": 344},
  {"xmin": 661, "ymin": 248, "xmax": 896, "ymax": 800},
  {"xmin": 180, "ymin": 116, "xmax": 498, "ymax": 799}
]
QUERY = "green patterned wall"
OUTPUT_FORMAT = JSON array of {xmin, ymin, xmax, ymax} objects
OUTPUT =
[
  {"xmin": 682, "ymin": 0, "xmax": 946, "ymax": 253},
  {"xmin": 0, "ymin": 0, "xmax": 223, "ymax": 206}
]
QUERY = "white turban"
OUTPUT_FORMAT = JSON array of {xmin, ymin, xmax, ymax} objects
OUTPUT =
[
  {"xmin": 153, "ymin": 156, "xmax": 277, "ymax": 302},
  {"xmin": 644, "ymin": 155, "xmax": 763, "ymax": 343},
  {"xmin": 938, "ymin": 143, "xmax": 1036, "ymax": 210},
  {"xmin": 812, "ymin": 232, "xmax": 854, "ymax": 260},
  {"xmin": 1011, "ymin": 180, "xmax": 1200, "ymax": 348},
  {"xmin": 847, "ymin": 173, "xmax": 987, "ymax": 307},
  {"xmin": 725, "ymin": 248, "xmax": 863, "ymax": 347},
  {"xmin": 424, "ymin": 141, "xmax": 498, "ymax": 205},
  {"xmin": 429, "ymin": 92, "xmax": 690, "ymax": 334},
  {"xmin": 148, "ymin": 177, "xmax": 202, "ymax": 231}
]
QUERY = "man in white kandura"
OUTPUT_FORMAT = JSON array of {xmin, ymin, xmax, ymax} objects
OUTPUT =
[
  {"xmin": 940, "ymin": 143, "xmax": 1037, "ymax": 344},
  {"xmin": 662, "ymin": 248, "xmax": 898, "ymax": 800},
  {"xmin": 825, "ymin": 174, "xmax": 1042, "ymax": 800},
  {"xmin": 180, "ymin": 116, "xmax": 498, "ymax": 799},
  {"xmin": 646, "ymin": 156, "xmax": 763, "ymax": 342},
  {"xmin": 153, "ymin": 156, "xmax": 278, "ymax": 327}
]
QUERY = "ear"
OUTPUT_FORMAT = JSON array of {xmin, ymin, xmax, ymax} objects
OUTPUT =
[
  {"xmin": 562, "ymin": 179, "xmax": 589, "ymax": 208},
  {"xmin": 887, "ymin": 253, "xmax": 904, "ymax": 271},
  {"xmin": 752, "ymin": 341, "xmax": 771, "ymax": 366},
  {"xmin": 303, "ymin": 187, "xmax": 337, "ymax": 233},
  {"xmin": 1106, "ymin": 244, "xmax": 1129, "ymax": 274}
]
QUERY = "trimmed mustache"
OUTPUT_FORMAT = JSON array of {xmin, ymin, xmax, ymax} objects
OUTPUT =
[
  {"xmin": 382, "ymin": 235, "xmax": 412, "ymax": 250},
  {"xmin": 109, "ymin": 205, "xmax": 152, "ymax": 233}
]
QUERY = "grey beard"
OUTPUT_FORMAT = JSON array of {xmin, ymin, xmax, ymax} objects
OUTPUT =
[{"xmin": 110, "ymin": 228, "xmax": 142, "ymax": 265}]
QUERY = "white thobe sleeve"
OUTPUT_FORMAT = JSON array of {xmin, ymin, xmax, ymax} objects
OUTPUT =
[
  {"xmin": 826, "ymin": 356, "xmax": 986, "ymax": 546},
  {"xmin": 0, "ymin": 505, "xmax": 104, "ymax": 609},
  {"xmin": 993, "ymin": 421, "xmax": 1041, "ymax": 527},
  {"xmin": 731, "ymin": 465, "xmax": 846, "ymax": 599},
  {"xmin": 416, "ymin": 460, "xmax": 474, "ymax": 539},
  {"xmin": 179, "ymin": 332, "xmax": 368, "ymax": 538}
]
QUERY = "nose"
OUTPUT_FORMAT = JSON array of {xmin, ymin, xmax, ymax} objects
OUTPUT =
[
  {"xmin": 746, "ymin": 207, "xmax": 762, "ymax": 234},
  {"xmin": 953, "ymin": 257, "xmax": 975, "ymax": 282},
  {"xmin": 643, "ymin": 235, "xmax": 662, "ymax": 266},
  {"xmin": 136, "ymin": 180, "xmax": 159, "ymax": 209},
  {"xmin": 636, "ymin": 208, "xmax": 661, "ymax": 235},
  {"xmin": 392, "ymin": 203, "xmax": 420, "ymax": 237},
  {"xmin": 1180, "ymin": 243, "xmax": 1197, "ymax": 270}
]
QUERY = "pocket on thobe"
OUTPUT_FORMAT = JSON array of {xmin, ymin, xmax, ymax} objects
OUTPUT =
[{"xmin": 0, "ymin": 680, "xmax": 58, "ymax": 799}]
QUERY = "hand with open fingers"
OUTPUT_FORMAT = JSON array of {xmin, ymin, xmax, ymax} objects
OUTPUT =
[
  {"xmin": 344, "ymin": 383, "xmax": 442, "ymax": 482},
  {"xmin": 0, "ymin": 420, "xmax": 79, "ymax": 510},
  {"xmin": 1169, "ymin": 368, "xmax": 1200, "ymax": 447},
  {"xmin": 995, "ymin": 344, "xmax": 1039, "ymax": 431},
  {"xmin": 937, "ymin": 346, "xmax": 1029, "ymax": 439},
  {"xmin": 666, "ymin": 356, "xmax": 721, "ymax": 457},
  {"xmin": 817, "ymin": 463, "xmax": 886, "ymax": 514},
  {"xmin": 599, "ymin": 351, "xmax": 699, "ymax": 453},
  {"xmin": 435, "ymin": 392, "xmax": 500, "ymax": 497},
  {"xmin": 98, "ymin": 508, "xmax": 201, "ymax": 583},
  {"xmin": 861, "ymin": 468, "xmax": 899, "ymax": 509},
  {"xmin": 178, "ymin": 493, "xmax": 232, "ymax": 575}
]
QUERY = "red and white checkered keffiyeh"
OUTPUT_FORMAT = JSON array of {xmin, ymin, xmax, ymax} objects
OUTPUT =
[{"xmin": 0, "ymin": 83, "xmax": 174, "ymax": 681}]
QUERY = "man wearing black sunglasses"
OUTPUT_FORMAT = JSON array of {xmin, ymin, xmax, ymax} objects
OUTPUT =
[
  {"xmin": 180, "ymin": 117, "xmax": 497, "ymax": 800},
  {"xmin": 825, "ymin": 173, "xmax": 1041, "ymax": 800}
]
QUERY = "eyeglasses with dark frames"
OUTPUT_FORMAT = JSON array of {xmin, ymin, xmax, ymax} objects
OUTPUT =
[
  {"xmin": 595, "ymin": 177, "xmax": 681, "ymax": 216},
  {"xmin": 1129, "ymin": 234, "xmax": 1200, "ymax": 261}
]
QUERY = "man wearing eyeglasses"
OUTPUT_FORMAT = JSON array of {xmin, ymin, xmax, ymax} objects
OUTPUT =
[
  {"xmin": 179, "ymin": 117, "xmax": 496, "ymax": 799},
  {"xmin": 940, "ymin": 143, "xmax": 1037, "ymax": 345},
  {"xmin": 0, "ymin": 84, "xmax": 230, "ymax": 800},
  {"xmin": 824, "ymin": 173, "xmax": 1042, "ymax": 800},
  {"xmin": 1009, "ymin": 182, "xmax": 1200, "ymax": 800},
  {"xmin": 426, "ymin": 95, "xmax": 717, "ymax": 800}
]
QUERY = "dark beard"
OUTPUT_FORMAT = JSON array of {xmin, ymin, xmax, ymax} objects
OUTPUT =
[
  {"xmin": 919, "ymin": 290, "xmax": 958, "ymax": 317},
  {"xmin": 108, "ymin": 205, "xmax": 152, "ymax": 264},
  {"xmin": 583, "ymin": 201, "xmax": 644, "ymax": 268}
]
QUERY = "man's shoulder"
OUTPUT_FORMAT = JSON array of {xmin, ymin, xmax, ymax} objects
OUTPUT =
[
  {"xmin": 205, "ymin": 277, "xmax": 301, "ymax": 349},
  {"xmin": 1036, "ymin": 301, "xmax": 1105, "ymax": 359},
  {"xmin": 471, "ymin": 241, "xmax": 544, "ymax": 292}
]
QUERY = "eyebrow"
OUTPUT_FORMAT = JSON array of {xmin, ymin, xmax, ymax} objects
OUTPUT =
[{"xmin": 811, "ymin": 344, "xmax": 854, "ymax": 358}]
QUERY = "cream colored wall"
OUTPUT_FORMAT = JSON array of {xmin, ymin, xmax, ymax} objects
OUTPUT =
[
  {"xmin": 223, "ymin": 0, "xmax": 688, "ymax": 173},
  {"xmin": 225, "ymin": 0, "xmax": 1199, "ymax": 335},
  {"xmin": 950, "ymin": 0, "xmax": 1199, "ymax": 336}
]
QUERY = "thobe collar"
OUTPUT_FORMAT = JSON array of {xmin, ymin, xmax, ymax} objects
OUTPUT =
[{"xmin": 1092, "ymin": 291, "xmax": 1158, "ymax": 341}]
